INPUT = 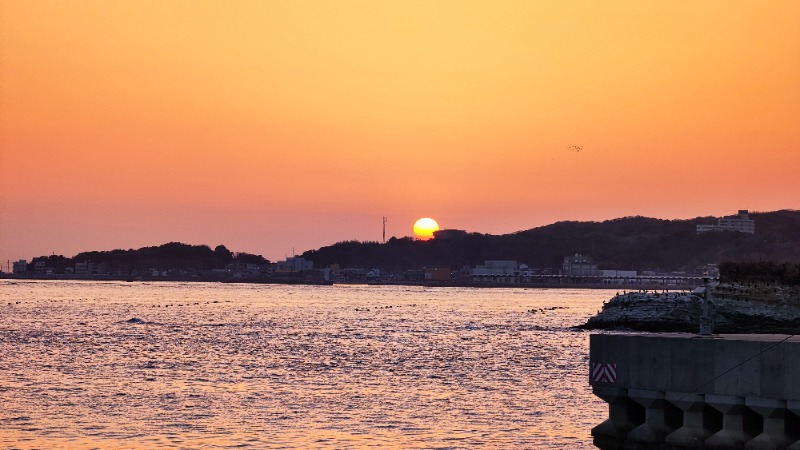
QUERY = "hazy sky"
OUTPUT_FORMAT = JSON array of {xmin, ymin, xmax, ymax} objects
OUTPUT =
[{"xmin": 1, "ymin": 1, "xmax": 798, "ymax": 263}]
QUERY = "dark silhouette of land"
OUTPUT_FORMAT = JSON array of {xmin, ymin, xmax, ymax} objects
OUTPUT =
[
  {"xmin": 303, "ymin": 209, "xmax": 800, "ymax": 272},
  {"xmin": 19, "ymin": 243, "xmax": 269, "ymax": 277},
  {"xmin": 9, "ymin": 209, "xmax": 800, "ymax": 278}
]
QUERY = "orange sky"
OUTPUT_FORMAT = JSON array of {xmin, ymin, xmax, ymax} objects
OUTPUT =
[{"xmin": 1, "ymin": 1, "xmax": 798, "ymax": 263}]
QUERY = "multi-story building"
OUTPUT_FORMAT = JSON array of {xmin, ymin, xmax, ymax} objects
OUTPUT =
[
  {"xmin": 562, "ymin": 253, "xmax": 598, "ymax": 276},
  {"xmin": 274, "ymin": 256, "xmax": 314, "ymax": 273},
  {"xmin": 473, "ymin": 260, "xmax": 518, "ymax": 276},
  {"xmin": 697, "ymin": 210, "xmax": 755, "ymax": 234},
  {"xmin": 472, "ymin": 260, "xmax": 534, "ymax": 284},
  {"xmin": 13, "ymin": 260, "xmax": 27, "ymax": 274}
]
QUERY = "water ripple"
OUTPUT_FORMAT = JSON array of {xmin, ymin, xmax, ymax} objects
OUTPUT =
[{"xmin": 0, "ymin": 280, "xmax": 609, "ymax": 449}]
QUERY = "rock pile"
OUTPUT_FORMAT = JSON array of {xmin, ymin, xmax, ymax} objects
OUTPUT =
[{"xmin": 581, "ymin": 284, "xmax": 800, "ymax": 333}]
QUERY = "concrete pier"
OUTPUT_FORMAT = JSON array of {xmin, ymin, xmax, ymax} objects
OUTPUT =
[{"xmin": 590, "ymin": 334, "xmax": 800, "ymax": 449}]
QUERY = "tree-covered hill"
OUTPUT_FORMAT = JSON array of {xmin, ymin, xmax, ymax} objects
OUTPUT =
[
  {"xmin": 22, "ymin": 210, "xmax": 800, "ymax": 275},
  {"xmin": 302, "ymin": 210, "xmax": 800, "ymax": 271},
  {"xmin": 28, "ymin": 242, "xmax": 269, "ymax": 273}
]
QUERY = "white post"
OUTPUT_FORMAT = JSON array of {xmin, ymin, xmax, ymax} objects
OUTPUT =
[{"xmin": 699, "ymin": 276, "xmax": 714, "ymax": 336}]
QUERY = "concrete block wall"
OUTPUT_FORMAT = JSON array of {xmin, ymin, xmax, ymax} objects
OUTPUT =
[{"xmin": 590, "ymin": 334, "xmax": 800, "ymax": 449}]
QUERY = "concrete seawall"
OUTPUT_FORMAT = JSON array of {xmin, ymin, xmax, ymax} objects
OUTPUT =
[{"xmin": 589, "ymin": 334, "xmax": 800, "ymax": 449}]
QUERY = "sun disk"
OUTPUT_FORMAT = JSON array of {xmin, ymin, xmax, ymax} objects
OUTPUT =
[{"xmin": 413, "ymin": 218, "xmax": 440, "ymax": 240}]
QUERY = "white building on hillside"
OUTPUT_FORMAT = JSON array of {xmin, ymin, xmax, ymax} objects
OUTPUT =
[{"xmin": 697, "ymin": 210, "xmax": 755, "ymax": 234}]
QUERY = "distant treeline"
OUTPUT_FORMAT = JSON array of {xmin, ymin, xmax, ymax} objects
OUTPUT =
[
  {"xmin": 28, "ymin": 242, "xmax": 269, "ymax": 273},
  {"xmin": 719, "ymin": 261, "xmax": 800, "ymax": 285},
  {"xmin": 303, "ymin": 210, "xmax": 800, "ymax": 272},
  {"xmin": 22, "ymin": 210, "xmax": 800, "ymax": 275}
]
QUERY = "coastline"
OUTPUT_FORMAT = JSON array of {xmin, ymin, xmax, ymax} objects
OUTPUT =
[
  {"xmin": 0, "ymin": 273, "xmax": 700, "ymax": 290},
  {"xmin": 0, "ymin": 273, "xmax": 333, "ymax": 286},
  {"xmin": 580, "ymin": 282, "xmax": 800, "ymax": 333}
]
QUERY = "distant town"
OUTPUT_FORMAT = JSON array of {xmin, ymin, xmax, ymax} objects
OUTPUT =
[
  {"xmin": 3, "ymin": 209, "xmax": 796, "ymax": 289},
  {"xmin": 2, "ymin": 251, "xmax": 710, "ymax": 289}
]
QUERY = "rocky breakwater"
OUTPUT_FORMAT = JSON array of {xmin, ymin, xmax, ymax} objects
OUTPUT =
[{"xmin": 581, "ymin": 283, "xmax": 800, "ymax": 333}]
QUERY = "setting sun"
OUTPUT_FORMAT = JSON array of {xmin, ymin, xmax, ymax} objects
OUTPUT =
[
  {"xmin": 1, "ymin": 0, "xmax": 798, "ymax": 265},
  {"xmin": 413, "ymin": 218, "xmax": 440, "ymax": 241}
]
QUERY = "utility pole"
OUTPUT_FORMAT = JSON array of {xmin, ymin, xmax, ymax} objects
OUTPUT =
[{"xmin": 382, "ymin": 216, "xmax": 387, "ymax": 243}]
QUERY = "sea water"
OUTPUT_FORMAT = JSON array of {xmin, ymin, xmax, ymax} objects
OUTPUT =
[{"xmin": 0, "ymin": 280, "xmax": 611, "ymax": 449}]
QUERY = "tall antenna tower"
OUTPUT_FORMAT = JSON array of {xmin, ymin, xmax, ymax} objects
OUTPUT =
[{"xmin": 382, "ymin": 216, "xmax": 387, "ymax": 243}]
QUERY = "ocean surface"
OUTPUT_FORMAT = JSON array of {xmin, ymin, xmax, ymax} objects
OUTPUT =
[{"xmin": 0, "ymin": 280, "xmax": 612, "ymax": 449}]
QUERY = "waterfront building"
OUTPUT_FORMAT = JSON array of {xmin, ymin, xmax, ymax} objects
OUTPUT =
[
  {"xmin": 90, "ymin": 262, "xmax": 108, "ymax": 275},
  {"xmin": 225, "ymin": 262, "xmax": 263, "ymax": 278},
  {"xmin": 275, "ymin": 256, "xmax": 313, "ymax": 273},
  {"xmin": 13, "ymin": 260, "xmax": 27, "ymax": 274},
  {"xmin": 424, "ymin": 267, "xmax": 451, "ymax": 282},
  {"xmin": 696, "ymin": 209, "xmax": 755, "ymax": 234},
  {"xmin": 472, "ymin": 260, "xmax": 518, "ymax": 277},
  {"xmin": 472, "ymin": 260, "xmax": 534, "ymax": 284},
  {"xmin": 599, "ymin": 269, "xmax": 637, "ymax": 277},
  {"xmin": 75, "ymin": 262, "xmax": 89, "ymax": 274},
  {"xmin": 562, "ymin": 253, "xmax": 598, "ymax": 276}
]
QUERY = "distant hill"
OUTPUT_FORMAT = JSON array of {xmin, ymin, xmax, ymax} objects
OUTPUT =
[
  {"xmin": 26, "ymin": 242, "xmax": 269, "ymax": 274},
  {"xmin": 302, "ymin": 210, "xmax": 800, "ymax": 272},
  {"xmin": 21, "ymin": 210, "xmax": 800, "ymax": 275}
]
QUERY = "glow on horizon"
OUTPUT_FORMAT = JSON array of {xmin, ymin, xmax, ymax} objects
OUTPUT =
[{"xmin": 0, "ymin": 1, "xmax": 798, "ymax": 262}]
